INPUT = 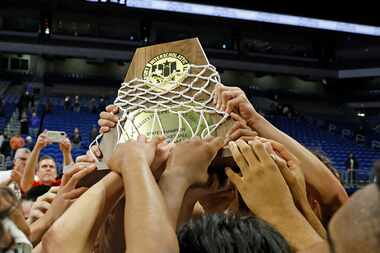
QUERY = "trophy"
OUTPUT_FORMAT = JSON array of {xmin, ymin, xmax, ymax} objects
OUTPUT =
[{"xmin": 82, "ymin": 38, "xmax": 236, "ymax": 186}]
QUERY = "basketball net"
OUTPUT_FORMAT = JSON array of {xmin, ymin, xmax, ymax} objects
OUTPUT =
[{"xmin": 89, "ymin": 64, "xmax": 229, "ymax": 161}]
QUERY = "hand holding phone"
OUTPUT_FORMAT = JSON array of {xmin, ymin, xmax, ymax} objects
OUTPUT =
[{"xmin": 46, "ymin": 131, "xmax": 67, "ymax": 143}]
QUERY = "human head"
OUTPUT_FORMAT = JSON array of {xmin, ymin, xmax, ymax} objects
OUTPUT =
[
  {"xmin": 25, "ymin": 136, "xmax": 32, "ymax": 144},
  {"xmin": 328, "ymin": 166, "xmax": 380, "ymax": 253},
  {"xmin": 178, "ymin": 214, "xmax": 291, "ymax": 253},
  {"xmin": 13, "ymin": 148, "xmax": 31, "ymax": 174},
  {"xmin": 74, "ymin": 128, "xmax": 80, "ymax": 134},
  {"xmin": 37, "ymin": 155, "xmax": 57, "ymax": 185},
  {"xmin": 304, "ymin": 167, "xmax": 380, "ymax": 253}
]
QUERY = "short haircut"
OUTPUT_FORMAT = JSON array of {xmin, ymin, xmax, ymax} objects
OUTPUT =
[
  {"xmin": 177, "ymin": 214, "xmax": 291, "ymax": 253},
  {"xmin": 14, "ymin": 148, "xmax": 31, "ymax": 160},
  {"xmin": 311, "ymin": 150, "xmax": 340, "ymax": 180},
  {"xmin": 39, "ymin": 155, "xmax": 56, "ymax": 164}
]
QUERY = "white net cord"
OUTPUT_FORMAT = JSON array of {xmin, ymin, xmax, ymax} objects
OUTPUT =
[{"xmin": 89, "ymin": 64, "xmax": 229, "ymax": 162}]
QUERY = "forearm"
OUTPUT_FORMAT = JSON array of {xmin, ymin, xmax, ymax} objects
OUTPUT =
[
  {"xmin": 300, "ymin": 201, "xmax": 327, "ymax": 239},
  {"xmin": 263, "ymin": 209, "xmax": 324, "ymax": 251},
  {"xmin": 62, "ymin": 151, "xmax": 74, "ymax": 166},
  {"xmin": 30, "ymin": 212, "xmax": 55, "ymax": 246},
  {"xmin": 42, "ymin": 172, "xmax": 123, "ymax": 253},
  {"xmin": 251, "ymin": 115, "xmax": 348, "ymax": 205},
  {"xmin": 159, "ymin": 172, "xmax": 191, "ymax": 230},
  {"xmin": 124, "ymin": 162, "xmax": 179, "ymax": 253},
  {"xmin": 21, "ymin": 148, "xmax": 41, "ymax": 192}
]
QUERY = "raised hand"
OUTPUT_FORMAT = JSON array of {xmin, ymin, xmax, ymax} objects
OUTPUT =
[
  {"xmin": 256, "ymin": 137, "xmax": 326, "ymax": 238},
  {"xmin": 35, "ymin": 131, "xmax": 51, "ymax": 150},
  {"xmin": 226, "ymin": 139, "xmax": 296, "ymax": 219},
  {"xmin": 225, "ymin": 112, "xmax": 258, "ymax": 143},
  {"xmin": 107, "ymin": 135, "xmax": 162, "ymax": 175},
  {"xmin": 59, "ymin": 137, "xmax": 72, "ymax": 154},
  {"xmin": 27, "ymin": 187, "xmax": 59, "ymax": 224},
  {"xmin": 165, "ymin": 136, "xmax": 224, "ymax": 187},
  {"xmin": 213, "ymin": 84, "xmax": 259, "ymax": 128},
  {"xmin": 98, "ymin": 104, "xmax": 119, "ymax": 133}
]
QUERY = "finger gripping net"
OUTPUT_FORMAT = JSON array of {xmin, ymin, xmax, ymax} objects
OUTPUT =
[{"xmin": 90, "ymin": 64, "xmax": 228, "ymax": 160}]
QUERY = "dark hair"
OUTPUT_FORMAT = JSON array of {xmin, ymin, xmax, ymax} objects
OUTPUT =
[
  {"xmin": 311, "ymin": 150, "xmax": 340, "ymax": 180},
  {"xmin": 177, "ymin": 214, "xmax": 291, "ymax": 253},
  {"xmin": 39, "ymin": 155, "xmax": 56, "ymax": 163}
]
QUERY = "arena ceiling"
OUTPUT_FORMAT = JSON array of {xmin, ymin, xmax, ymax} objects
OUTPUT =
[{"xmin": 1, "ymin": 0, "xmax": 380, "ymax": 81}]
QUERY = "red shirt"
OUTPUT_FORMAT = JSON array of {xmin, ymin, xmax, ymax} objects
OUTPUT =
[{"xmin": 32, "ymin": 179, "xmax": 61, "ymax": 187}]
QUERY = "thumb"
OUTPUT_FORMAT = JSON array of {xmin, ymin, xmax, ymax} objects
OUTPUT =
[
  {"xmin": 208, "ymin": 137, "xmax": 224, "ymax": 152},
  {"xmin": 272, "ymin": 155, "xmax": 294, "ymax": 184},
  {"xmin": 225, "ymin": 167, "xmax": 242, "ymax": 188}
]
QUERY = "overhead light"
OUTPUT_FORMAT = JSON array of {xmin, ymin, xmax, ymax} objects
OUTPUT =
[
  {"xmin": 357, "ymin": 112, "xmax": 366, "ymax": 117},
  {"xmin": 127, "ymin": 0, "xmax": 380, "ymax": 37}
]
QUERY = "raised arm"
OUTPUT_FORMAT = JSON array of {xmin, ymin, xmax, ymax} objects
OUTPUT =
[
  {"xmin": 226, "ymin": 139, "xmax": 324, "ymax": 251},
  {"xmin": 41, "ymin": 154, "xmax": 122, "ymax": 253},
  {"xmin": 59, "ymin": 137, "xmax": 74, "ymax": 167},
  {"xmin": 215, "ymin": 85, "xmax": 348, "ymax": 220},
  {"xmin": 21, "ymin": 132, "xmax": 50, "ymax": 192},
  {"xmin": 159, "ymin": 137, "xmax": 224, "ymax": 229},
  {"xmin": 31, "ymin": 164, "xmax": 94, "ymax": 247},
  {"xmin": 107, "ymin": 136, "xmax": 179, "ymax": 253}
]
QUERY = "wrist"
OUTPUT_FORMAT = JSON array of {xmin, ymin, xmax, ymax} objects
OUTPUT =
[
  {"xmin": 247, "ymin": 112, "xmax": 264, "ymax": 129},
  {"xmin": 40, "ymin": 210, "xmax": 55, "ymax": 229},
  {"xmin": 160, "ymin": 171, "xmax": 192, "ymax": 193},
  {"xmin": 160, "ymin": 168, "xmax": 193, "ymax": 189},
  {"xmin": 119, "ymin": 158, "xmax": 150, "ymax": 176},
  {"xmin": 62, "ymin": 150, "xmax": 71, "ymax": 156}
]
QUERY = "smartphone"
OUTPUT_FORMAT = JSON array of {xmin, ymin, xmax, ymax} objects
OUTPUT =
[{"xmin": 46, "ymin": 130, "xmax": 67, "ymax": 143}]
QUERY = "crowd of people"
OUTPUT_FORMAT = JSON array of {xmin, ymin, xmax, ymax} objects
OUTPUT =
[{"xmin": 0, "ymin": 84, "xmax": 378, "ymax": 253}]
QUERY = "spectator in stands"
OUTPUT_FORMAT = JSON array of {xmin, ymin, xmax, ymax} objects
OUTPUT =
[
  {"xmin": 10, "ymin": 134, "xmax": 25, "ymax": 158},
  {"xmin": 30, "ymin": 112, "xmax": 40, "ymax": 137},
  {"xmin": 71, "ymin": 127, "xmax": 82, "ymax": 149},
  {"xmin": 20, "ymin": 131, "xmax": 73, "ymax": 192},
  {"xmin": 90, "ymin": 125, "xmax": 98, "ymax": 142},
  {"xmin": 45, "ymin": 98, "xmax": 53, "ymax": 114},
  {"xmin": 18, "ymin": 91, "xmax": 33, "ymax": 120},
  {"xmin": 89, "ymin": 97, "xmax": 97, "ymax": 113},
  {"xmin": 64, "ymin": 96, "xmax": 71, "ymax": 111},
  {"xmin": 345, "ymin": 152, "xmax": 359, "ymax": 186},
  {"xmin": 73, "ymin": 96, "xmax": 80, "ymax": 112},
  {"xmin": 0, "ymin": 162, "xmax": 93, "ymax": 251},
  {"xmin": 20, "ymin": 112, "xmax": 29, "ymax": 135},
  {"xmin": 0, "ymin": 134, "xmax": 10, "ymax": 157},
  {"xmin": 0, "ymin": 148, "xmax": 31, "ymax": 199}
]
